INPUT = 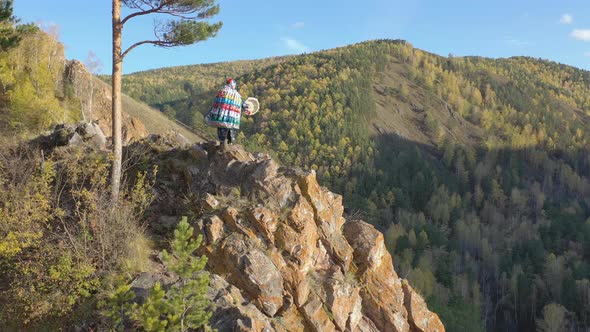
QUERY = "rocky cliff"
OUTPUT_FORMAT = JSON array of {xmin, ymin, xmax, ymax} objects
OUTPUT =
[
  {"xmin": 65, "ymin": 60, "xmax": 148, "ymax": 142},
  {"xmin": 138, "ymin": 139, "xmax": 445, "ymax": 332}
]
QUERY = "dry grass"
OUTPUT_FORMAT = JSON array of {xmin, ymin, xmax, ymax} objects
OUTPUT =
[
  {"xmin": 120, "ymin": 222, "xmax": 153, "ymax": 274},
  {"xmin": 92, "ymin": 76, "xmax": 205, "ymax": 143},
  {"xmin": 0, "ymin": 143, "xmax": 156, "ymax": 327},
  {"xmin": 121, "ymin": 93, "xmax": 205, "ymax": 143}
]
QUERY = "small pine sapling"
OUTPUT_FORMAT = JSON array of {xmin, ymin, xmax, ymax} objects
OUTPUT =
[{"xmin": 103, "ymin": 217, "xmax": 212, "ymax": 331}]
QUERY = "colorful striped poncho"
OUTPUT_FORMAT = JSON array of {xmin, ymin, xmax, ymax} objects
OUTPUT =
[{"xmin": 206, "ymin": 84, "xmax": 248, "ymax": 129}]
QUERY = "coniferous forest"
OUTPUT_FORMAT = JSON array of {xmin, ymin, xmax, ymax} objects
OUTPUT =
[{"xmin": 121, "ymin": 40, "xmax": 590, "ymax": 332}]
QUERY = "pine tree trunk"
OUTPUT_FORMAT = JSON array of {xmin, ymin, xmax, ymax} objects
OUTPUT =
[{"xmin": 111, "ymin": 0, "xmax": 123, "ymax": 201}]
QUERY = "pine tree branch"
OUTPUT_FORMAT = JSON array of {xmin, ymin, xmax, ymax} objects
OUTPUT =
[
  {"xmin": 121, "ymin": 40, "xmax": 168, "ymax": 59},
  {"xmin": 121, "ymin": 0, "xmax": 170, "ymax": 25},
  {"xmin": 157, "ymin": 10, "xmax": 200, "ymax": 20},
  {"xmin": 122, "ymin": 1, "xmax": 218, "ymax": 25}
]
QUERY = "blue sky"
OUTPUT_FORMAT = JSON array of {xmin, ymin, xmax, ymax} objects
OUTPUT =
[{"xmin": 13, "ymin": 0, "xmax": 590, "ymax": 74}]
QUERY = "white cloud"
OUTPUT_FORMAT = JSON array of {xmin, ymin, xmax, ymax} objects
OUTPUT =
[
  {"xmin": 571, "ymin": 29, "xmax": 590, "ymax": 41},
  {"xmin": 282, "ymin": 38, "xmax": 309, "ymax": 53},
  {"xmin": 560, "ymin": 14, "xmax": 573, "ymax": 25},
  {"xmin": 292, "ymin": 22, "xmax": 305, "ymax": 29}
]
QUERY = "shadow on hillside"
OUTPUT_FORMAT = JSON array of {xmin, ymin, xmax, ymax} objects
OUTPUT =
[
  {"xmin": 361, "ymin": 131, "xmax": 590, "ymax": 228},
  {"xmin": 367, "ymin": 131, "xmax": 590, "ymax": 332}
]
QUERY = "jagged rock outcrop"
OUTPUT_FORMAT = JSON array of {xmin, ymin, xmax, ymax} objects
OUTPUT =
[
  {"xmin": 145, "ymin": 140, "xmax": 444, "ymax": 332},
  {"xmin": 34, "ymin": 121, "xmax": 107, "ymax": 150}
]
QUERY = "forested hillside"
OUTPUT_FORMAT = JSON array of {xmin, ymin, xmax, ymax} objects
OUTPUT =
[
  {"xmin": 0, "ymin": 26, "xmax": 81, "ymax": 134},
  {"xmin": 0, "ymin": 28, "xmax": 202, "ymax": 142},
  {"xmin": 123, "ymin": 40, "xmax": 590, "ymax": 332}
]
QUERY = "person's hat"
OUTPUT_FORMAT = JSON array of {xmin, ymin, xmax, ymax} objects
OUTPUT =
[{"xmin": 227, "ymin": 78, "xmax": 236, "ymax": 89}]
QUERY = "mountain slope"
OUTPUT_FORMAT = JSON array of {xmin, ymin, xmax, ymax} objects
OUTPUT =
[
  {"xmin": 68, "ymin": 59, "xmax": 204, "ymax": 143},
  {"xmin": 123, "ymin": 40, "xmax": 590, "ymax": 332},
  {"xmin": 120, "ymin": 91, "xmax": 204, "ymax": 142},
  {"xmin": 371, "ymin": 60, "xmax": 485, "ymax": 146}
]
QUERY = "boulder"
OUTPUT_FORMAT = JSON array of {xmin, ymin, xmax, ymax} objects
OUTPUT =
[
  {"xmin": 286, "ymin": 194, "xmax": 315, "ymax": 232},
  {"xmin": 343, "ymin": 220, "xmax": 391, "ymax": 274},
  {"xmin": 68, "ymin": 132, "xmax": 84, "ymax": 146},
  {"xmin": 76, "ymin": 121, "xmax": 107, "ymax": 149},
  {"xmin": 130, "ymin": 272, "xmax": 178, "ymax": 303},
  {"xmin": 300, "ymin": 292, "xmax": 337, "ymax": 332},
  {"xmin": 246, "ymin": 206, "xmax": 278, "ymax": 243},
  {"xmin": 156, "ymin": 215, "xmax": 180, "ymax": 231},
  {"xmin": 188, "ymin": 144, "xmax": 208, "ymax": 160},
  {"xmin": 275, "ymin": 212, "xmax": 318, "ymax": 271},
  {"xmin": 296, "ymin": 171, "xmax": 352, "ymax": 269},
  {"xmin": 173, "ymin": 132, "xmax": 190, "ymax": 147},
  {"xmin": 221, "ymin": 206, "xmax": 258, "ymax": 240},
  {"xmin": 202, "ymin": 193, "xmax": 220, "ymax": 211},
  {"xmin": 37, "ymin": 122, "xmax": 107, "ymax": 150},
  {"xmin": 343, "ymin": 220, "xmax": 408, "ymax": 332},
  {"xmin": 356, "ymin": 316, "xmax": 382, "ymax": 332},
  {"xmin": 221, "ymin": 234, "xmax": 284, "ymax": 317},
  {"xmin": 247, "ymin": 159, "xmax": 293, "ymax": 207},
  {"xmin": 323, "ymin": 270, "xmax": 362, "ymax": 331},
  {"xmin": 202, "ymin": 215, "xmax": 225, "ymax": 245},
  {"xmin": 241, "ymin": 250, "xmax": 284, "ymax": 316},
  {"xmin": 402, "ymin": 280, "xmax": 445, "ymax": 332},
  {"xmin": 208, "ymin": 274, "xmax": 276, "ymax": 332},
  {"xmin": 296, "ymin": 171, "xmax": 345, "ymax": 232}
]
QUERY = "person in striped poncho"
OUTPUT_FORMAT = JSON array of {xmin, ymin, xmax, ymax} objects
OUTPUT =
[{"xmin": 206, "ymin": 78, "xmax": 251, "ymax": 148}]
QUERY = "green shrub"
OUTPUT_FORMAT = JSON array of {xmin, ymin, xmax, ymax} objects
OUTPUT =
[
  {"xmin": 103, "ymin": 217, "xmax": 212, "ymax": 332},
  {"xmin": 0, "ymin": 145, "xmax": 155, "ymax": 328}
]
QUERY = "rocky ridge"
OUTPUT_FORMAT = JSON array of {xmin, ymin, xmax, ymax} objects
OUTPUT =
[{"xmin": 138, "ymin": 139, "xmax": 445, "ymax": 332}]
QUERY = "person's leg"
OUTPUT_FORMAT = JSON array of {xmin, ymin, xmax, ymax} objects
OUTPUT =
[
  {"xmin": 228, "ymin": 129, "xmax": 237, "ymax": 145},
  {"xmin": 219, "ymin": 128, "xmax": 231, "ymax": 151},
  {"xmin": 218, "ymin": 128, "xmax": 228, "ymax": 143}
]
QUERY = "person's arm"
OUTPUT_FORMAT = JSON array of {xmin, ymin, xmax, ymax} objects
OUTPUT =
[
  {"xmin": 239, "ymin": 92, "xmax": 252, "ymax": 116},
  {"xmin": 242, "ymin": 100, "xmax": 252, "ymax": 116}
]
